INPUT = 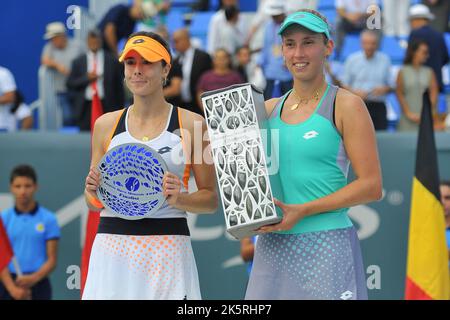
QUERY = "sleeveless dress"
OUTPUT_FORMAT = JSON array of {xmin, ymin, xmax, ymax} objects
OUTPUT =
[
  {"xmin": 82, "ymin": 105, "xmax": 201, "ymax": 300},
  {"xmin": 245, "ymin": 84, "xmax": 368, "ymax": 300},
  {"xmin": 397, "ymin": 65, "xmax": 432, "ymax": 132}
]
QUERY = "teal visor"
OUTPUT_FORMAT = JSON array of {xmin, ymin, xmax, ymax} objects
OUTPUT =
[{"xmin": 278, "ymin": 11, "xmax": 331, "ymax": 39}]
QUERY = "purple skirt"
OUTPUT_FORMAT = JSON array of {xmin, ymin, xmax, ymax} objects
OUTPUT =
[{"xmin": 245, "ymin": 227, "xmax": 368, "ymax": 300}]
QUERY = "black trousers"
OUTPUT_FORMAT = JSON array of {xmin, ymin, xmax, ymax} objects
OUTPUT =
[
  {"xmin": 365, "ymin": 100, "xmax": 387, "ymax": 131},
  {"xmin": 78, "ymin": 99, "xmax": 105, "ymax": 132},
  {"xmin": 0, "ymin": 274, "xmax": 52, "ymax": 300}
]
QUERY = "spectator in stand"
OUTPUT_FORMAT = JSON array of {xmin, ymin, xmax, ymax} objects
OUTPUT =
[
  {"xmin": 97, "ymin": 1, "xmax": 151, "ymax": 57},
  {"xmin": 172, "ymin": 28, "xmax": 212, "ymax": 115},
  {"xmin": 235, "ymin": 46, "xmax": 266, "ymax": 91},
  {"xmin": 259, "ymin": 0, "xmax": 292, "ymax": 99},
  {"xmin": 382, "ymin": 0, "xmax": 410, "ymax": 38},
  {"xmin": 10, "ymin": 91, "xmax": 33, "ymax": 131},
  {"xmin": 408, "ymin": 4, "xmax": 449, "ymax": 93},
  {"xmin": 207, "ymin": 0, "xmax": 246, "ymax": 55},
  {"xmin": 334, "ymin": 0, "xmax": 378, "ymax": 60},
  {"xmin": 218, "ymin": 5, "xmax": 245, "ymax": 57},
  {"xmin": 136, "ymin": 0, "xmax": 171, "ymax": 32},
  {"xmin": 341, "ymin": 30, "xmax": 392, "ymax": 130},
  {"xmin": 67, "ymin": 29, "xmax": 125, "ymax": 131},
  {"xmin": 0, "ymin": 67, "xmax": 33, "ymax": 131},
  {"xmin": 286, "ymin": 0, "xmax": 317, "ymax": 14},
  {"xmin": 196, "ymin": 48, "xmax": 244, "ymax": 112},
  {"xmin": 153, "ymin": 26, "xmax": 183, "ymax": 108},
  {"xmin": 422, "ymin": 0, "xmax": 450, "ymax": 33},
  {"xmin": 396, "ymin": 40, "xmax": 438, "ymax": 131},
  {"xmin": 41, "ymin": 22, "xmax": 84, "ymax": 127},
  {"xmin": 0, "ymin": 66, "xmax": 29, "ymax": 132}
]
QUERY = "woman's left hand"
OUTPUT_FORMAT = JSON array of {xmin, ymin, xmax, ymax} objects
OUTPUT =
[
  {"xmin": 16, "ymin": 274, "xmax": 39, "ymax": 289},
  {"xmin": 162, "ymin": 172, "xmax": 182, "ymax": 207},
  {"xmin": 257, "ymin": 198, "xmax": 306, "ymax": 233}
]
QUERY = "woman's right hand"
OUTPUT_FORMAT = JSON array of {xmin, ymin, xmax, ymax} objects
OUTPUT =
[
  {"xmin": 85, "ymin": 166, "xmax": 101, "ymax": 198},
  {"xmin": 10, "ymin": 285, "xmax": 31, "ymax": 300},
  {"xmin": 406, "ymin": 112, "xmax": 421, "ymax": 124}
]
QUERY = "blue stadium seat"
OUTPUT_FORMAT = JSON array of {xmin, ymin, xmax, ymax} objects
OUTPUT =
[
  {"xmin": 381, "ymin": 36, "xmax": 406, "ymax": 64},
  {"xmin": 209, "ymin": 0, "xmax": 220, "ymax": 11},
  {"xmin": 191, "ymin": 35, "xmax": 208, "ymax": 50},
  {"xmin": 339, "ymin": 34, "xmax": 361, "ymax": 62},
  {"xmin": 318, "ymin": 0, "xmax": 336, "ymax": 10},
  {"xmin": 59, "ymin": 126, "xmax": 80, "ymax": 134},
  {"xmin": 322, "ymin": 8, "xmax": 337, "ymax": 27},
  {"xmin": 166, "ymin": 10, "xmax": 185, "ymax": 34},
  {"xmin": 444, "ymin": 33, "xmax": 450, "ymax": 55},
  {"xmin": 32, "ymin": 107, "xmax": 39, "ymax": 130},
  {"xmin": 239, "ymin": 0, "xmax": 257, "ymax": 12},
  {"xmin": 438, "ymin": 93, "xmax": 448, "ymax": 114},
  {"xmin": 189, "ymin": 11, "xmax": 214, "ymax": 38},
  {"xmin": 171, "ymin": 0, "xmax": 196, "ymax": 8}
]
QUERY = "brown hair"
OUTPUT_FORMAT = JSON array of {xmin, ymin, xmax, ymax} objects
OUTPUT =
[{"xmin": 403, "ymin": 39, "xmax": 428, "ymax": 65}]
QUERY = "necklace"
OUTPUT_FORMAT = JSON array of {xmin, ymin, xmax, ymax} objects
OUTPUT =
[
  {"xmin": 130, "ymin": 105, "xmax": 167, "ymax": 142},
  {"xmin": 289, "ymin": 88, "xmax": 320, "ymax": 111}
]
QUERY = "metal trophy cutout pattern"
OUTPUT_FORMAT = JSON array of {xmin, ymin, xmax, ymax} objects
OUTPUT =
[
  {"xmin": 202, "ymin": 83, "xmax": 283, "ymax": 239},
  {"xmin": 97, "ymin": 143, "xmax": 168, "ymax": 219}
]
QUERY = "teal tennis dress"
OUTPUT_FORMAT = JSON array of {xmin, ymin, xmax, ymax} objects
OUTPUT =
[{"xmin": 245, "ymin": 84, "xmax": 368, "ymax": 300}]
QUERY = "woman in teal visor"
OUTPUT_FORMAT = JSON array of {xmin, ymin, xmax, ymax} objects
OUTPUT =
[{"xmin": 245, "ymin": 9, "xmax": 382, "ymax": 300}]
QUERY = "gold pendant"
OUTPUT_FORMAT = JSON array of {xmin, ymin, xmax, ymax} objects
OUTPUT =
[
  {"xmin": 142, "ymin": 136, "xmax": 149, "ymax": 142},
  {"xmin": 290, "ymin": 103, "xmax": 299, "ymax": 111}
]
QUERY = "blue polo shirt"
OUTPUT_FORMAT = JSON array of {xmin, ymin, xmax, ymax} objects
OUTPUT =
[{"xmin": 1, "ymin": 204, "xmax": 60, "ymax": 274}]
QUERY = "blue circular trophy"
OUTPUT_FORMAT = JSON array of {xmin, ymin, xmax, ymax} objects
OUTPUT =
[{"xmin": 96, "ymin": 143, "xmax": 168, "ymax": 219}]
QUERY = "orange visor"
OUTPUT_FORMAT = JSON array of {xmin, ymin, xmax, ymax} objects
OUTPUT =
[{"xmin": 118, "ymin": 35, "xmax": 171, "ymax": 67}]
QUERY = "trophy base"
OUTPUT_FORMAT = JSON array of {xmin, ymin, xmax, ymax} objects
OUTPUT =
[{"xmin": 227, "ymin": 215, "xmax": 282, "ymax": 240}]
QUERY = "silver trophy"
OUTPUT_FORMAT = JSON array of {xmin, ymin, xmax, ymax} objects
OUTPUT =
[
  {"xmin": 96, "ymin": 143, "xmax": 168, "ymax": 220},
  {"xmin": 201, "ymin": 83, "xmax": 283, "ymax": 239}
]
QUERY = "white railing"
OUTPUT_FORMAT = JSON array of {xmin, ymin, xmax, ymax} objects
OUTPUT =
[
  {"xmin": 38, "ymin": 66, "xmax": 61, "ymax": 130},
  {"xmin": 74, "ymin": 6, "xmax": 97, "ymax": 46}
]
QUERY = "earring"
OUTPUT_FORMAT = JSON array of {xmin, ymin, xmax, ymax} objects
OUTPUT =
[{"xmin": 162, "ymin": 77, "xmax": 168, "ymax": 86}]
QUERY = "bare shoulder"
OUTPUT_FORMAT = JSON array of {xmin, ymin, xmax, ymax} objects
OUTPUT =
[
  {"xmin": 178, "ymin": 107, "xmax": 205, "ymax": 131},
  {"xmin": 335, "ymin": 88, "xmax": 370, "ymax": 120},
  {"xmin": 92, "ymin": 109, "xmax": 126, "ymax": 143},
  {"xmin": 265, "ymin": 98, "xmax": 279, "ymax": 116},
  {"xmin": 94, "ymin": 110, "xmax": 124, "ymax": 132},
  {"xmin": 335, "ymin": 88, "xmax": 374, "ymax": 135},
  {"xmin": 335, "ymin": 88, "xmax": 365, "ymax": 112}
]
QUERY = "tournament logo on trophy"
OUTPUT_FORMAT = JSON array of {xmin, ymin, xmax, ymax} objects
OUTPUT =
[
  {"xmin": 201, "ymin": 83, "xmax": 283, "ymax": 239},
  {"xmin": 96, "ymin": 143, "xmax": 168, "ymax": 219}
]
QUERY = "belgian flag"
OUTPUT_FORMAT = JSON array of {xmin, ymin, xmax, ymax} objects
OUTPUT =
[{"xmin": 405, "ymin": 91, "xmax": 450, "ymax": 300}]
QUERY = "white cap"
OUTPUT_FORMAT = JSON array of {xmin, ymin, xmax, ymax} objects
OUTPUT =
[
  {"xmin": 141, "ymin": 1, "xmax": 158, "ymax": 19},
  {"xmin": 264, "ymin": 0, "xmax": 286, "ymax": 16},
  {"xmin": 409, "ymin": 4, "xmax": 435, "ymax": 20},
  {"xmin": 43, "ymin": 22, "xmax": 66, "ymax": 40}
]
